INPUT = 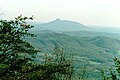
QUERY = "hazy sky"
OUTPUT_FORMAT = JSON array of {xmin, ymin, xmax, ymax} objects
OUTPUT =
[{"xmin": 0, "ymin": 0, "xmax": 120, "ymax": 27}]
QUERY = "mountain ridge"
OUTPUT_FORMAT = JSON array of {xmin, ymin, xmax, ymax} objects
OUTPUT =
[{"xmin": 31, "ymin": 19, "xmax": 87, "ymax": 31}]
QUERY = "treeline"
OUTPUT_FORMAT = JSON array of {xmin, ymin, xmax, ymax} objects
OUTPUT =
[{"xmin": 0, "ymin": 15, "xmax": 120, "ymax": 80}]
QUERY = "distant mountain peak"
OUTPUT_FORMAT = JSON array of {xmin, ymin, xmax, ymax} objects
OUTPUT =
[
  {"xmin": 51, "ymin": 18, "xmax": 63, "ymax": 23},
  {"xmin": 49, "ymin": 19, "xmax": 83, "ymax": 25},
  {"xmin": 48, "ymin": 18, "xmax": 62, "ymax": 23},
  {"xmin": 32, "ymin": 18, "xmax": 87, "ymax": 31},
  {"xmin": 55, "ymin": 18, "xmax": 61, "ymax": 21}
]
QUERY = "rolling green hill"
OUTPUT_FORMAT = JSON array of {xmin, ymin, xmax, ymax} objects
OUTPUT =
[
  {"xmin": 27, "ymin": 20, "xmax": 120, "ymax": 79},
  {"xmin": 89, "ymin": 36, "xmax": 120, "ymax": 49},
  {"xmin": 25, "ymin": 31, "xmax": 120, "ymax": 80}
]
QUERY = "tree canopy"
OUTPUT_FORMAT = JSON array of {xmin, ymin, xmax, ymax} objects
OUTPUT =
[{"xmin": 0, "ymin": 15, "xmax": 73, "ymax": 80}]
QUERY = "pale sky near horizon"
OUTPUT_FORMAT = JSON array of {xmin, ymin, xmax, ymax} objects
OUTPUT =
[{"xmin": 0, "ymin": 0, "xmax": 120, "ymax": 27}]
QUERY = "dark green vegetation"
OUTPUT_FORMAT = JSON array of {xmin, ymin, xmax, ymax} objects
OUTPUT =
[
  {"xmin": 1, "ymin": 16, "xmax": 120, "ymax": 80},
  {"xmin": 0, "ymin": 16, "xmax": 73, "ymax": 80}
]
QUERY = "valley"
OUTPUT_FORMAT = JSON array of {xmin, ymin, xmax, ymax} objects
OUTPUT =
[{"xmin": 26, "ymin": 19, "xmax": 120, "ymax": 79}]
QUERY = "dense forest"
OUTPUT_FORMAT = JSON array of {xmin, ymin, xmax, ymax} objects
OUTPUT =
[{"xmin": 1, "ymin": 15, "xmax": 120, "ymax": 80}]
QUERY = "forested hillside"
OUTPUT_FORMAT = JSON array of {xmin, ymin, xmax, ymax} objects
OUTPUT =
[
  {"xmin": 27, "ymin": 30, "xmax": 120, "ymax": 80},
  {"xmin": 1, "ymin": 16, "xmax": 120, "ymax": 80}
]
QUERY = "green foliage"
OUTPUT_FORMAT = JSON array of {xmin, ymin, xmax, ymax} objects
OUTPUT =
[
  {"xmin": 0, "ymin": 16, "xmax": 73, "ymax": 80},
  {"xmin": 101, "ymin": 58, "xmax": 120, "ymax": 80},
  {"xmin": 43, "ymin": 47, "xmax": 73, "ymax": 80},
  {"xmin": 0, "ymin": 15, "xmax": 38, "ymax": 77},
  {"xmin": 27, "ymin": 31, "xmax": 120, "ymax": 79}
]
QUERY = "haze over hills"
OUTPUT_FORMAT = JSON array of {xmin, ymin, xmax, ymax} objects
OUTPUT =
[
  {"xmin": 2, "ymin": 0, "xmax": 120, "ymax": 79},
  {"xmin": 31, "ymin": 19, "xmax": 87, "ymax": 31},
  {"xmin": 27, "ymin": 32, "xmax": 120, "ymax": 80},
  {"xmin": 27, "ymin": 19, "xmax": 120, "ymax": 79},
  {"xmin": 30, "ymin": 19, "xmax": 120, "ymax": 34}
]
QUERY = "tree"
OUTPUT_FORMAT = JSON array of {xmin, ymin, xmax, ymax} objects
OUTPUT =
[
  {"xmin": 0, "ymin": 15, "xmax": 73, "ymax": 80},
  {"xmin": 101, "ymin": 57, "xmax": 120, "ymax": 80},
  {"xmin": 0, "ymin": 15, "xmax": 39, "ymax": 79}
]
